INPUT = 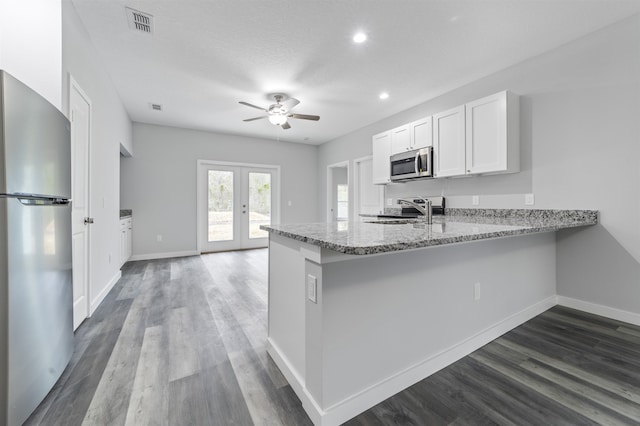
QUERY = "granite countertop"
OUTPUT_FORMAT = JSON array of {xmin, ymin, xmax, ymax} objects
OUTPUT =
[
  {"xmin": 120, "ymin": 209, "xmax": 132, "ymax": 219},
  {"xmin": 261, "ymin": 209, "xmax": 598, "ymax": 256}
]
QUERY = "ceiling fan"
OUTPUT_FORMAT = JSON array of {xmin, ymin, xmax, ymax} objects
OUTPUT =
[{"xmin": 239, "ymin": 93, "xmax": 320, "ymax": 130}]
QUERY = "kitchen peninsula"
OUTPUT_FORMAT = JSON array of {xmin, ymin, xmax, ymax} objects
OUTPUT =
[{"xmin": 262, "ymin": 209, "xmax": 597, "ymax": 426}]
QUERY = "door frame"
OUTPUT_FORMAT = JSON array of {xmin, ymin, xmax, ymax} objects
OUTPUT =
[
  {"xmin": 196, "ymin": 159, "xmax": 281, "ymax": 253},
  {"xmin": 353, "ymin": 155, "xmax": 384, "ymax": 219},
  {"xmin": 69, "ymin": 74, "xmax": 92, "ymax": 330},
  {"xmin": 326, "ymin": 161, "xmax": 349, "ymax": 222}
]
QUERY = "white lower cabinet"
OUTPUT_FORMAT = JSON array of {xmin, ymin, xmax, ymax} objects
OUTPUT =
[{"xmin": 120, "ymin": 217, "xmax": 132, "ymax": 267}]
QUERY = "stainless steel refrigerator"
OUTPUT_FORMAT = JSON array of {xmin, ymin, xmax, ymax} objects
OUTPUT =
[{"xmin": 0, "ymin": 71, "xmax": 73, "ymax": 426}]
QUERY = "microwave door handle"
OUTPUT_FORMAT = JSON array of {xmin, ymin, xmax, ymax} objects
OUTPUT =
[{"xmin": 415, "ymin": 152, "xmax": 420, "ymax": 173}]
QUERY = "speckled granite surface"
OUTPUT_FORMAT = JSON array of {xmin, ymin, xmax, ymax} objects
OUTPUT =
[
  {"xmin": 120, "ymin": 209, "xmax": 132, "ymax": 219},
  {"xmin": 261, "ymin": 209, "xmax": 598, "ymax": 255}
]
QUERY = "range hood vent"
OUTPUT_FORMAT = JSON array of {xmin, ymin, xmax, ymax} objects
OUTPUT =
[{"xmin": 126, "ymin": 7, "xmax": 153, "ymax": 34}]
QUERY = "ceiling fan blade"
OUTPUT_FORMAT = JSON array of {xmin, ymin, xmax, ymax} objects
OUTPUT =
[
  {"xmin": 282, "ymin": 97, "xmax": 300, "ymax": 111},
  {"xmin": 239, "ymin": 101, "xmax": 267, "ymax": 112},
  {"xmin": 281, "ymin": 122, "xmax": 291, "ymax": 130},
  {"xmin": 289, "ymin": 113, "xmax": 320, "ymax": 121},
  {"xmin": 243, "ymin": 116, "xmax": 268, "ymax": 122}
]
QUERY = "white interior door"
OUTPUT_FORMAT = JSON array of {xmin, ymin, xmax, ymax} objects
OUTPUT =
[
  {"xmin": 69, "ymin": 77, "xmax": 91, "ymax": 330},
  {"xmin": 199, "ymin": 162, "xmax": 278, "ymax": 253}
]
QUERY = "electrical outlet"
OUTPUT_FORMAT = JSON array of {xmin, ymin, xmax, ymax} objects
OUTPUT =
[
  {"xmin": 307, "ymin": 274, "xmax": 317, "ymax": 303},
  {"xmin": 525, "ymin": 193, "xmax": 535, "ymax": 205},
  {"xmin": 157, "ymin": 234, "xmax": 162, "ymax": 242},
  {"xmin": 386, "ymin": 198, "xmax": 393, "ymax": 206},
  {"xmin": 472, "ymin": 195, "xmax": 479, "ymax": 206},
  {"xmin": 474, "ymin": 282, "xmax": 481, "ymax": 301}
]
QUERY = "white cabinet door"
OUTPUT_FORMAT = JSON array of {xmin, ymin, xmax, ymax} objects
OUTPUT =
[
  {"xmin": 120, "ymin": 227, "xmax": 127, "ymax": 267},
  {"xmin": 120, "ymin": 218, "xmax": 132, "ymax": 267},
  {"xmin": 466, "ymin": 91, "xmax": 519, "ymax": 175},
  {"xmin": 372, "ymin": 131, "xmax": 392, "ymax": 184},
  {"xmin": 411, "ymin": 116, "xmax": 432, "ymax": 150},
  {"xmin": 433, "ymin": 105, "xmax": 466, "ymax": 177},
  {"xmin": 390, "ymin": 125, "xmax": 411, "ymax": 155},
  {"xmin": 126, "ymin": 224, "xmax": 132, "ymax": 261}
]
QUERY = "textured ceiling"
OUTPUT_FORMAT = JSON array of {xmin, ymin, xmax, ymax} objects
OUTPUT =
[{"xmin": 69, "ymin": 0, "xmax": 640, "ymax": 145}]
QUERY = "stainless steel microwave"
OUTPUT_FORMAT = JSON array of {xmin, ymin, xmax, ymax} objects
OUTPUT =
[{"xmin": 390, "ymin": 147, "xmax": 433, "ymax": 182}]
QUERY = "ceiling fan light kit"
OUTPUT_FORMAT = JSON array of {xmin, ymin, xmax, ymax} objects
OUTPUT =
[
  {"xmin": 239, "ymin": 93, "xmax": 320, "ymax": 130},
  {"xmin": 268, "ymin": 114, "xmax": 288, "ymax": 126}
]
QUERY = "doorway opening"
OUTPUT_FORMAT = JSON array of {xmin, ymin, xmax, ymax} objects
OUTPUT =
[
  {"xmin": 354, "ymin": 155, "xmax": 384, "ymax": 220},
  {"xmin": 327, "ymin": 161, "xmax": 350, "ymax": 222}
]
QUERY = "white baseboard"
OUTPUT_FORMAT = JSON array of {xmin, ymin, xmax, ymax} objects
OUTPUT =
[
  {"xmin": 267, "ymin": 340, "xmax": 325, "ymax": 426},
  {"xmin": 90, "ymin": 270, "xmax": 121, "ymax": 315},
  {"xmin": 557, "ymin": 296, "xmax": 640, "ymax": 326},
  {"xmin": 129, "ymin": 250, "xmax": 199, "ymax": 261},
  {"xmin": 269, "ymin": 296, "xmax": 556, "ymax": 426}
]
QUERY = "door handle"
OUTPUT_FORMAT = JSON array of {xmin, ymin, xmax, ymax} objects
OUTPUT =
[{"xmin": 84, "ymin": 217, "xmax": 94, "ymax": 225}]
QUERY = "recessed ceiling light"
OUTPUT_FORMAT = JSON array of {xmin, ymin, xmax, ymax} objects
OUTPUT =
[
  {"xmin": 379, "ymin": 92, "xmax": 389, "ymax": 100},
  {"xmin": 353, "ymin": 32, "xmax": 367, "ymax": 43}
]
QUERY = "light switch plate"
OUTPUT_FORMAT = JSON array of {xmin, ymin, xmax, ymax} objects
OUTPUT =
[
  {"xmin": 307, "ymin": 274, "xmax": 317, "ymax": 303},
  {"xmin": 472, "ymin": 195, "xmax": 479, "ymax": 206}
]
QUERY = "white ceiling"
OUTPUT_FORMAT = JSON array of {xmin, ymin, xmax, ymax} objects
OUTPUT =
[{"xmin": 70, "ymin": 0, "xmax": 640, "ymax": 145}]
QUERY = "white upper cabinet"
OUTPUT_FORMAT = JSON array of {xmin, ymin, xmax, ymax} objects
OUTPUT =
[
  {"xmin": 433, "ymin": 105, "xmax": 466, "ymax": 177},
  {"xmin": 371, "ymin": 90, "xmax": 519, "ymax": 183},
  {"xmin": 372, "ymin": 131, "xmax": 392, "ymax": 185},
  {"xmin": 465, "ymin": 91, "xmax": 519, "ymax": 175},
  {"xmin": 410, "ymin": 116, "xmax": 433, "ymax": 150},
  {"xmin": 390, "ymin": 117, "xmax": 433, "ymax": 156},
  {"xmin": 390, "ymin": 125, "xmax": 411, "ymax": 154}
]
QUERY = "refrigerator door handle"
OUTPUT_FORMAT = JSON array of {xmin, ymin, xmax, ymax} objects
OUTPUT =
[{"xmin": 17, "ymin": 197, "xmax": 71, "ymax": 206}]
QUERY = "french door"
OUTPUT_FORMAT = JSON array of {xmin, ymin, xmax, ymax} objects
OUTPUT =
[{"xmin": 198, "ymin": 161, "xmax": 278, "ymax": 253}]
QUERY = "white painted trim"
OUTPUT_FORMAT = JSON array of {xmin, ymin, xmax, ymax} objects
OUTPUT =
[
  {"xmin": 129, "ymin": 250, "xmax": 199, "ymax": 261},
  {"xmin": 90, "ymin": 270, "xmax": 121, "ymax": 315},
  {"xmin": 557, "ymin": 296, "xmax": 640, "ymax": 327},
  {"xmin": 326, "ymin": 160, "xmax": 350, "ymax": 222},
  {"xmin": 271, "ymin": 295, "xmax": 556, "ymax": 426}
]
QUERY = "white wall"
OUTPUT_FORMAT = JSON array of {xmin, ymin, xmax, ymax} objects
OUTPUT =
[
  {"xmin": 62, "ymin": 2, "xmax": 133, "ymax": 310},
  {"xmin": 121, "ymin": 123, "xmax": 318, "ymax": 258},
  {"xmin": 0, "ymin": 0, "xmax": 62, "ymax": 109},
  {"xmin": 317, "ymin": 15, "xmax": 640, "ymax": 316}
]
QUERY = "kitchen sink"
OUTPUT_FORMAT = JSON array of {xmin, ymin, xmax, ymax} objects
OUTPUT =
[{"xmin": 365, "ymin": 219, "xmax": 424, "ymax": 225}]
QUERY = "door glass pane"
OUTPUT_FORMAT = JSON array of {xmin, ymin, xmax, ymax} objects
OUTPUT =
[
  {"xmin": 208, "ymin": 170, "xmax": 234, "ymax": 242},
  {"xmin": 248, "ymin": 172, "xmax": 271, "ymax": 239}
]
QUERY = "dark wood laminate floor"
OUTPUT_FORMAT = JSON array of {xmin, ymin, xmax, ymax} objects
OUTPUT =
[{"xmin": 25, "ymin": 249, "xmax": 640, "ymax": 425}]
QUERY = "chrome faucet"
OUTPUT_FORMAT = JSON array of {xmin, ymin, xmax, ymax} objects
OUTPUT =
[{"xmin": 398, "ymin": 198, "xmax": 432, "ymax": 224}]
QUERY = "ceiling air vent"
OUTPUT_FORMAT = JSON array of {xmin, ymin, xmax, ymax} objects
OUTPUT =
[{"xmin": 126, "ymin": 7, "xmax": 154, "ymax": 34}]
